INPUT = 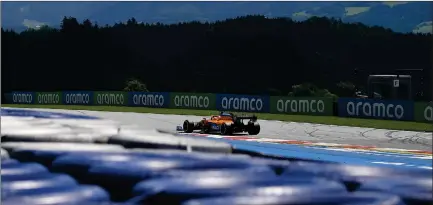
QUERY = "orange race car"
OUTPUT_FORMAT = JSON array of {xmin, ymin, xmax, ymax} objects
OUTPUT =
[{"xmin": 177, "ymin": 112, "xmax": 260, "ymax": 135}]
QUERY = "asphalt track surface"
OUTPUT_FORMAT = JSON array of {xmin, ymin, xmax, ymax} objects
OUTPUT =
[{"xmin": 14, "ymin": 108, "xmax": 433, "ymax": 151}]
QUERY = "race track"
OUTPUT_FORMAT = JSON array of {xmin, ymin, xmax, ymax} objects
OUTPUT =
[{"xmin": 16, "ymin": 108, "xmax": 432, "ymax": 151}]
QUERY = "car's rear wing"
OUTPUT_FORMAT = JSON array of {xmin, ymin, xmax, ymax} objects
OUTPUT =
[{"xmin": 236, "ymin": 115, "xmax": 258, "ymax": 121}]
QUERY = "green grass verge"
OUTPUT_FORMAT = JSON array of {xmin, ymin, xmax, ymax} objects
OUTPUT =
[{"xmin": 3, "ymin": 104, "xmax": 432, "ymax": 132}]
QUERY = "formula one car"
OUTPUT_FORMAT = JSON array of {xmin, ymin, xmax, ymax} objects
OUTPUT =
[{"xmin": 177, "ymin": 112, "xmax": 260, "ymax": 135}]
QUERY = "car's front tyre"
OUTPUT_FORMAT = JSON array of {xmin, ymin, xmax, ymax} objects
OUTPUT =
[{"xmin": 183, "ymin": 120, "xmax": 195, "ymax": 133}]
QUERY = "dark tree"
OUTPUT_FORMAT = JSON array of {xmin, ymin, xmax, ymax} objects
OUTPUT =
[{"xmin": 2, "ymin": 15, "xmax": 431, "ymax": 101}]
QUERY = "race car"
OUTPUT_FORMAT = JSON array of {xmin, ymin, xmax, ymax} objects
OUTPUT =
[{"xmin": 177, "ymin": 112, "xmax": 260, "ymax": 135}]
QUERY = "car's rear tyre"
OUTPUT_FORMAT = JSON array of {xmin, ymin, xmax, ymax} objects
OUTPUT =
[
  {"xmin": 220, "ymin": 123, "xmax": 232, "ymax": 135},
  {"xmin": 183, "ymin": 120, "xmax": 195, "ymax": 133},
  {"xmin": 247, "ymin": 121, "xmax": 260, "ymax": 135}
]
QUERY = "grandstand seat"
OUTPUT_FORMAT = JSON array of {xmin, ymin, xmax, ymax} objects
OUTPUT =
[
  {"xmin": 51, "ymin": 151, "xmax": 263, "ymax": 180},
  {"xmin": 358, "ymin": 176, "xmax": 432, "ymax": 205},
  {"xmin": 2, "ymin": 158, "xmax": 20, "ymax": 165},
  {"xmin": 2, "ymin": 173, "xmax": 78, "ymax": 199},
  {"xmin": 1, "ymin": 162, "xmax": 49, "ymax": 179},
  {"xmin": 3, "ymin": 142, "xmax": 126, "ymax": 167},
  {"xmin": 2, "ymin": 108, "xmax": 432, "ymax": 205},
  {"xmin": 107, "ymin": 129, "xmax": 232, "ymax": 153},
  {"xmin": 181, "ymin": 192, "xmax": 406, "ymax": 205},
  {"xmin": 282, "ymin": 161, "xmax": 433, "ymax": 190},
  {"xmin": 87, "ymin": 163, "xmax": 275, "ymax": 201},
  {"xmin": 1, "ymin": 185, "xmax": 111, "ymax": 205},
  {"xmin": 129, "ymin": 174, "xmax": 346, "ymax": 204},
  {"xmin": 2, "ymin": 147, "xmax": 10, "ymax": 159}
]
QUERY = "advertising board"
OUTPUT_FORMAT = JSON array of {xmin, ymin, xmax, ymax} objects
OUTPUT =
[
  {"xmin": 128, "ymin": 92, "xmax": 169, "ymax": 108},
  {"xmin": 10, "ymin": 92, "xmax": 35, "ymax": 104},
  {"xmin": 414, "ymin": 102, "xmax": 433, "ymax": 123},
  {"xmin": 216, "ymin": 94, "xmax": 270, "ymax": 113},
  {"xmin": 338, "ymin": 98, "xmax": 414, "ymax": 121},
  {"xmin": 169, "ymin": 92, "xmax": 216, "ymax": 110},
  {"xmin": 35, "ymin": 92, "xmax": 62, "ymax": 105},
  {"xmin": 270, "ymin": 96, "xmax": 333, "ymax": 116},
  {"xmin": 62, "ymin": 91, "xmax": 93, "ymax": 105},
  {"xmin": 94, "ymin": 91, "xmax": 127, "ymax": 106}
]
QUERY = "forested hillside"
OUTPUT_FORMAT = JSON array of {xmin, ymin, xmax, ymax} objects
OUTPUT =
[
  {"xmin": 2, "ymin": 15, "xmax": 431, "ymax": 101},
  {"xmin": 3, "ymin": 2, "xmax": 432, "ymax": 33}
]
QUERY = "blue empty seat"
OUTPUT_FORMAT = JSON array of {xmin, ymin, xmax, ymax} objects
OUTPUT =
[
  {"xmin": 10, "ymin": 149, "xmax": 74, "ymax": 167},
  {"xmin": 358, "ymin": 176, "xmax": 433, "ymax": 205},
  {"xmin": 1, "ymin": 162, "xmax": 49, "ymax": 179},
  {"xmin": 2, "ymin": 158, "xmax": 19, "ymax": 166},
  {"xmin": 1, "ymin": 185, "xmax": 111, "ymax": 205},
  {"xmin": 2, "ymin": 108, "xmax": 432, "ymax": 205},
  {"xmin": 2, "ymin": 170, "xmax": 56, "ymax": 182},
  {"xmin": 245, "ymin": 157, "xmax": 292, "ymax": 173},
  {"xmin": 4, "ymin": 142, "xmax": 126, "ymax": 167},
  {"xmin": 130, "ymin": 174, "xmax": 346, "ymax": 204},
  {"xmin": 2, "ymin": 148, "xmax": 10, "ymax": 159},
  {"xmin": 51, "ymin": 153, "xmax": 146, "ymax": 178},
  {"xmin": 130, "ymin": 148, "xmax": 243, "ymax": 159},
  {"xmin": 10, "ymin": 149, "xmax": 128, "ymax": 168},
  {"xmin": 286, "ymin": 161, "xmax": 433, "ymax": 178},
  {"xmin": 2, "ymin": 173, "xmax": 78, "ymax": 199},
  {"xmin": 1, "ymin": 201, "xmax": 132, "ymax": 205},
  {"xmin": 88, "ymin": 164, "xmax": 275, "ymax": 201},
  {"xmin": 130, "ymin": 148, "xmax": 253, "ymax": 164},
  {"xmin": 158, "ymin": 167, "xmax": 276, "ymax": 178},
  {"xmin": 282, "ymin": 161, "xmax": 433, "ymax": 190},
  {"xmin": 181, "ymin": 192, "xmax": 405, "ymax": 205},
  {"xmin": 51, "ymin": 152, "xmax": 261, "ymax": 182},
  {"xmin": 108, "ymin": 129, "xmax": 233, "ymax": 153},
  {"xmin": 2, "ymin": 142, "xmax": 125, "ymax": 153}
]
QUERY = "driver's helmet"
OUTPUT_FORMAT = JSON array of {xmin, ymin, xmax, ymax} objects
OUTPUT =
[{"xmin": 220, "ymin": 112, "xmax": 232, "ymax": 117}]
